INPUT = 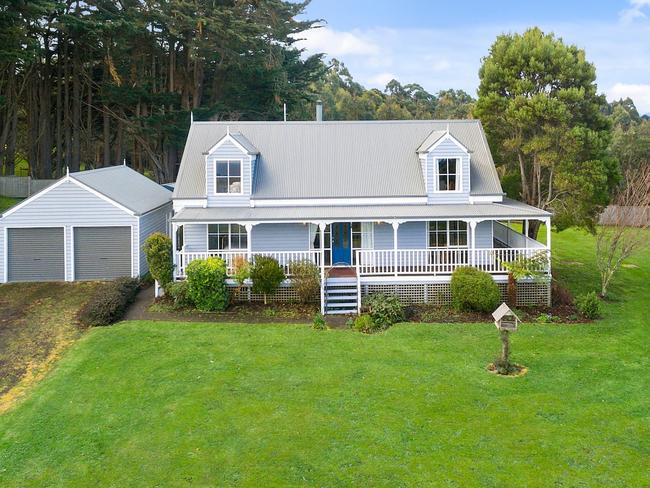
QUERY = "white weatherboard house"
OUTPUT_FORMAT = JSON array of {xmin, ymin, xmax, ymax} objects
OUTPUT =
[
  {"xmin": 0, "ymin": 165, "xmax": 172, "ymax": 283},
  {"xmin": 172, "ymin": 115, "xmax": 552, "ymax": 314}
]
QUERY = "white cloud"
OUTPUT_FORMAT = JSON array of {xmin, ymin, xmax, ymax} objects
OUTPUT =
[
  {"xmin": 294, "ymin": 27, "xmax": 379, "ymax": 56},
  {"xmin": 367, "ymin": 72, "xmax": 396, "ymax": 87},
  {"xmin": 620, "ymin": 0, "xmax": 650, "ymax": 23},
  {"xmin": 608, "ymin": 83, "xmax": 650, "ymax": 112}
]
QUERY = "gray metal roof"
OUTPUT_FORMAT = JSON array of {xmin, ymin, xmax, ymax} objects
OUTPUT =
[
  {"xmin": 173, "ymin": 198, "xmax": 550, "ymax": 222},
  {"xmin": 416, "ymin": 129, "xmax": 447, "ymax": 153},
  {"xmin": 229, "ymin": 132, "xmax": 259, "ymax": 154},
  {"xmin": 174, "ymin": 120, "xmax": 503, "ymax": 199},
  {"xmin": 71, "ymin": 166, "xmax": 172, "ymax": 215}
]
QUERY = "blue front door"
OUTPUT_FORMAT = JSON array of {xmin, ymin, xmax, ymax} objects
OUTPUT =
[{"xmin": 332, "ymin": 223, "xmax": 351, "ymax": 265}]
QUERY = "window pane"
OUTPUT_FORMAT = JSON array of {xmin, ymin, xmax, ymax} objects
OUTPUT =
[
  {"xmin": 448, "ymin": 175, "xmax": 456, "ymax": 191},
  {"xmin": 448, "ymin": 158, "xmax": 457, "ymax": 173},
  {"xmin": 216, "ymin": 162, "xmax": 228, "ymax": 177},
  {"xmin": 438, "ymin": 159, "xmax": 448, "ymax": 174},
  {"xmin": 218, "ymin": 224, "xmax": 229, "ymax": 234},
  {"xmin": 438, "ymin": 233, "xmax": 447, "ymax": 247},
  {"xmin": 438, "ymin": 221, "xmax": 447, "ymax": 231},
  {"xmin": 352, "ymin": 222, "xmax": 360, "ymax": 232},
  {"xmin": 229, "ymin": 178, "xmax": 241, "ymax": 193},
  {"xmin": 208, "ymin": 224, "xmax": 218, "ymax": 234},
  {"xmin": 450, "ymin": 233, "xmax": 458, "ymax": 246},
  {"xmin": 231, "ymin": 223, "xmax": 244, "ymax": 234},
  {"xmin": 458, "ymin": 221, "xmax": 467, "ymax": 230},
  {"xmin": 458, "ymin": 232, "xmax": 467, "ymax": 246},
  {"xmin": 450, "ymin": 221, "xmax": 458, "ymax": 231},
  {"xmin": 219, "ymin": 235, "xmax": 229, "ymax": 249},
  {"xmin": 352, "ymin": 234, "xmax": 361, "ymax": 248},
  {"xmin": 216, "ymin": 178, "xmax": 228, "ymax": 193},
  {"xmin": 439, "ymin": 176, "xmax": 447, "ymax": 191},
  {"xmin": 208, "ymin": 235, "xmax": 219, "ymax": 250},
  {"xmin": 229, "ymin": 161, "xmax": 241, "ymax": 177}
]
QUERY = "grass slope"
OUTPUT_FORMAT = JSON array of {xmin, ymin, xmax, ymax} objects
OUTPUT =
[
  {"xmin": 0, "ymin": 229, "xmax": 649, "ymax": 486},
  {"xmin": 0, "ymin": 196, "xmax": 21, "ymax": 213},
  {"xmin": 0, "ymin": 282, "xmax": 103, "ymax": 409}
]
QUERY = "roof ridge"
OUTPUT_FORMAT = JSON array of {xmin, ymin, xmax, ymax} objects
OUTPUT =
[
  {"xmin": 191, "ymin": 119, "xmax": 480, "ymax": 125},
  {"xmin": 70, "ymin": 165, "xmax": 130, "ymax": 176}
]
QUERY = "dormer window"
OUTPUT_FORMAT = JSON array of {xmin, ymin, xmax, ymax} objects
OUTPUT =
[
  {"xmin": 216, "ymin": 159, "xmax": 242, "ymax": 194},
  {"xmin": 437, "ymin": 158, "xmax": 457, "ymax": 191}
]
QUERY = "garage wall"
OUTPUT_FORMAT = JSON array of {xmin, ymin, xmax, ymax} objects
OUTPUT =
[
  {"xmin": 0, "ymin": 179, "xmax": 138, "ymax": 282},
  {"xmin": 138, "ymin": 203, "xmax": 172, "ymax": 275}
]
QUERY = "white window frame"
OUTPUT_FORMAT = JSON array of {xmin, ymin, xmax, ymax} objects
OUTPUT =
[
  {"xmin": 309, "ymin": 223, "xmax": 332, "ymax": 266},
  {"xmin": 207, "ymin": 223, "xmax": 247, "ymax": 251},
  {"xmin": 427, "ymin": 220, "xmax": 468, "ymax": 248},
  {"xmin": 351, "ymin": 222, "xmax": 374, "ymax": 265},
  {"xmin": 433, "ymin": 157, "xmax": 462, "ymax": 193},
  {"xmin": 214, "ymin": 159, "xmax": 244, "ymax": 195}
]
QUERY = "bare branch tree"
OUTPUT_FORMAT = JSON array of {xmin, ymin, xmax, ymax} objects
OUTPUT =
[{"xmin": 596, "ymin": 166, "xmax": 650, "ymax": 297}]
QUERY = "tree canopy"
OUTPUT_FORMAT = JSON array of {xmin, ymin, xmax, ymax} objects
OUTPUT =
[{"xmin": 474, "ymin": 27, "xmax": 619, "ymax": 235}]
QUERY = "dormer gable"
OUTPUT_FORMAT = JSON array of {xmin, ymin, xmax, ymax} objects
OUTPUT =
[
  {"xmin": 204, "ymin": 130, "xmax": 257, "ymax": 206},
  {"xmin": 417, "ymin": 129, "xmax": 471, "ymax": 203}
]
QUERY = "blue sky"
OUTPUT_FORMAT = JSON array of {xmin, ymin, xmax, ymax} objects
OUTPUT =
[{"xmin": 295, "ymin": 0, "xmax": 650, "ymax": 113}]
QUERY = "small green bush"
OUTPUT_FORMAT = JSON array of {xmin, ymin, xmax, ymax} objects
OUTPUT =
[
  {"xmin": 164, "ymin": 281, "xmax": 193, "ymax": 309},
  {"xmin": 78, "ymin": 277, "xmax": 140, "ymax": 327},
  {"xmin": 576, "ymin": 291, "xmax": 602, "ymax": 319},
  {"xmin": 351, "ymin": 314, "xmax": 382, "ymax": 333},
  {"xmin": 251, "ymin": 255, "xmax": 286, "ymax": 304},
  {"xmin": 186, "ymin": 257, "xmax": 229, "ymax": 312},
  {"xmin": 362, "ymin": 293, "xmax": 404, "ymax": 328},
  {"xmin": 143, "ymin": 232, "xmax": 174, "ymax": 287},
  {"xmin": 290, "ymin": 260, "xmax": 320, "ymax": 303},
  {"xmin": 312, "ymin": 312, "xmax": 328, "ymax": 330},
  {"xmin": 451, "ymin": 267, "xmax": 501, "ymax": 313}
]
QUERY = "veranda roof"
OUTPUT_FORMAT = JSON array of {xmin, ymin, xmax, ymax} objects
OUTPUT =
[{"xmin": 172, "ymin": 198, "xmax": 550, "ymax": 223}]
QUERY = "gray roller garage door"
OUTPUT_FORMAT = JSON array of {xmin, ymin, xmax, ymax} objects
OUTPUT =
[
  {"xmin": 8, "ymin": 227, "xmax": 65, "ymax": 282},
  {"xmin": 74, "ymin": 226, "xmax": 131, "ymax": 280}
]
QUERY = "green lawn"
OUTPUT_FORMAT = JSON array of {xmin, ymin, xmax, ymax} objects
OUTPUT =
[
  {"xmin": 0, "ymin": 196, "xmax": 21, "ymax": 213},
  {"xmin": 1, "ymin": 229, "xmax": 649, "ymax": 486}
]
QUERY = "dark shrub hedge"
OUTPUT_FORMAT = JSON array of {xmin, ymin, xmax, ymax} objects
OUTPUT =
[
  {"xmin": 351, "ymin": 314, "xmax": 381, "ymax": 333},
  {"xmin": 251, "ymin": 255, "xmax": 286, "ymax": 304},
  {"xmin": 78, "ymin": 277, "xmax": 140, "ymax": 327},
  {"xmin": 164, "ymin": 280, "xmax": 194, "ymax": 309},
  {"xmin": 450, "ymin": 267, "xmax": 501, "ymax": 313}
]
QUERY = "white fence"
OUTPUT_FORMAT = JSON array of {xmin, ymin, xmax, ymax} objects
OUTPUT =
[
  {"xmin": 356, "ymin": 248, "xmax": 550, "ymax": 276},
  {"xmin": 175, "ymin": 250, "xmax": 322, "ymax": 278},
  {"xmin": 0, "ymin": 176, "xmax": 54, "ymax": 198}
]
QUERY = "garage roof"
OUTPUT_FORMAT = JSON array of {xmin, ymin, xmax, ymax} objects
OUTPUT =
[{"xmin": 71, "ymin": 166, "xmax": 171, "ymax": 215}]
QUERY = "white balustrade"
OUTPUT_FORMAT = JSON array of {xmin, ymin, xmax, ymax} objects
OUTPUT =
[{"xmin": 175, "ymin": 250, "xmax": 321, "ymax": 278}]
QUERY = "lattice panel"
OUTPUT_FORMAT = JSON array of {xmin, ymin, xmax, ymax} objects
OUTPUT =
[
  {"xmin": 362, "ymin": 280, "xmax": 550, "ymax": 307},
  {"xmin": 229, "ymin": 284, "xmax": 318, "ymax": 303}
]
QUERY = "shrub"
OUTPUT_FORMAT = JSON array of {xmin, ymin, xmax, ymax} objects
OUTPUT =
[
  {"xmin": 78, "ymin": 277, "xmax": 140, "ymax": 327},
  {"xmin": 450, "ymin": 267, "xmax": 501, "ymax": 313},
  {"xmin": 551, "ymin": 281, "xmax": 574, "ymax": 307},
  {"xmin": 251, "ymin": 255, "xmax": 286, "ymax": 305},
  {"xmin": 290, "ymin": 260, "xmax": 320, "ymax": 303},
  {"xmin": 164, "ymin": 281, "xmax": 193, "ymax": 309},
  {"xmin": 362, "ymin": 293, "xmax": 404, "ymax": 328},
  {"xmin": 232, "ymin": 255, "xmax": 251, "ymax": 286},
  {"xmin": 312, "ymin": 312, "xmax": 328, "ymax": 330},
  {"xmin": 186, "ymin": 257, "xmax": 229, "ymax": 312},
  {"xmin": 143, "ymin": 232, "xmax": 174, "ymax": 287},
  {"xmin": 576, "ymin": 291, "xmax": 602, "ymax": 319},
  {"xmin": 351, "ymin": 314, "xmax": 382, "ymax": 333}
]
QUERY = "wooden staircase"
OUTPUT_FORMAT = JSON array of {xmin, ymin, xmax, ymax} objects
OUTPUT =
[{"xmin": 323, "ymin": 268, "xmax": 359, "ymax": 315}]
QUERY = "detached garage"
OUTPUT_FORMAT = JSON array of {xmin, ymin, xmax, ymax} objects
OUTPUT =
[{"xmin": 0, "ymin": 165, "xmax": 172, "ymax": 283}]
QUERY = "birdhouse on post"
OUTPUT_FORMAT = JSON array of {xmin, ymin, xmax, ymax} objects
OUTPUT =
[{"xmin": 492, "ymin": 303, "xmax": 521, "ymax": 332}]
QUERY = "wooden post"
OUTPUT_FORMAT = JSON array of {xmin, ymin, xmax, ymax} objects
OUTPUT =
[
  {"xmin": 469, "ymin": 220, "xmax": 477, "ymax": 267},
  {"xmin": 171, "ymin": 223, "xmax": 178, "ymax": 280},
  {"xmin": 392, "ymin": 221, "xmax": 400, "ymax": 277},
  {"xmin": 319, "ymin": 222, "xmax": 326, "ymax": 315}
]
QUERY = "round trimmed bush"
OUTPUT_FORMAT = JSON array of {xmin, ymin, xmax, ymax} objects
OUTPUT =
[
  {"xmin": 250, "ymin": 255, "xmax": 286, "ymax": 304},
  {"xmin": 186, "ymin": 257, "xmax": 229, "ymax": 312},
  {"xmin": 351, "ymin": 314, "xmax": 381, "ymax": 334},
  {"xmin": 450, "ymin": 266, "xmax": 501, "ymax": 313}
]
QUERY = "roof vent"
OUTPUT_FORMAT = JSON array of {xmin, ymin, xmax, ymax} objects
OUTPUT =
[{"xmin": 316, "ymin": 100, "xmax": 323, "ymax": 122}]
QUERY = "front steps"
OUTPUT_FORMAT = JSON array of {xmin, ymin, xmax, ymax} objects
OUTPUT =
[{"xmin": 324, "ymin": 277, "xmax": 358, "ymax": 315}]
